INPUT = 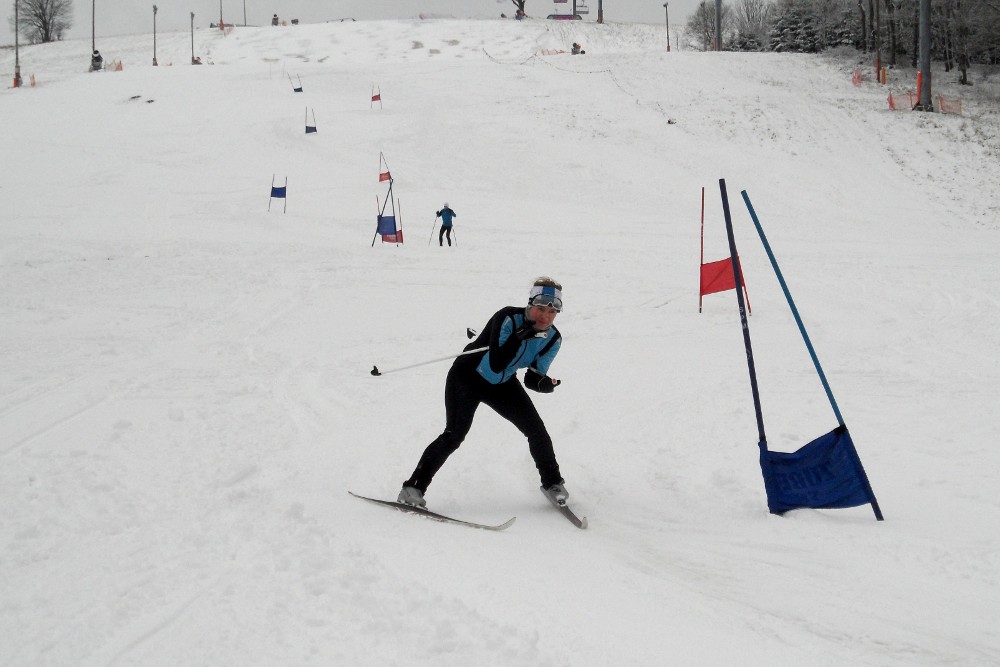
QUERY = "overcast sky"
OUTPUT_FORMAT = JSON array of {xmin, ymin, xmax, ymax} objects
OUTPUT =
[{"xmin": 3, "ymin": 0, "xmax": 692, "ymax": 48}]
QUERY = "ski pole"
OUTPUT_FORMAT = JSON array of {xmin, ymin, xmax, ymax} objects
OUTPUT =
[
  {"xmin": 428, "ymin": 216, "xmax": 438, "ymax": 246},
  {"xmin": 371, "ymin": 346, "xmax": 488, "ymax": 377}
]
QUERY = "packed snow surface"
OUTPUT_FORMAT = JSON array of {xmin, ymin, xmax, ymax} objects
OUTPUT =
[{"xmin": 2, "ymin": 18, "xmax": 999, "ymax": 666}]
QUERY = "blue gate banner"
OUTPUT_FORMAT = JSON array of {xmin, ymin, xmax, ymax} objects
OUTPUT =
[
  {"xmin": 759, "ymin": 426, "xmax": 872, "ymax": 514},
  {"xmin": 377, "ymin": 215, "xmax": 397, "ymax": 235}
]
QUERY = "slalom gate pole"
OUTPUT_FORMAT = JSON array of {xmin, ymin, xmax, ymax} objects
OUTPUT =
[
  {"xmin": 719, "ymin": 179, "xmax": 766, "ymax": 445},
  {"xmin": 371, "ymin": 346, "xmax": 487, "ymax": 377},
  {"xmin": 740, "ymin": 190, "xmax": 844, "ymax": 426},
  {"xmin": 699, "ymin": 186, "xmax": 705, "ymax": 313},
  {"xmin": 397, "ymin": 198, "xmax": 403, "ymax": 246},
  {"xmin": 741, "ymin": 189, "xmax": 883, "ymax": 521}
]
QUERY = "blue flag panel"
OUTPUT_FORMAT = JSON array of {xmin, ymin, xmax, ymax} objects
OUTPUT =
[
  {"xmin": 377, "ymin": 215, "xmax": 397, "ymax": 235},
  {"xmin": 759, "ymin": 426, "xmax": 872, "ymax": 515}
]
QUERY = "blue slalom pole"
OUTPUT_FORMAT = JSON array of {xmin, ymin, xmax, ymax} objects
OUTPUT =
[
  {"xmin": 740, "ymin": 189, "xmax": 883, "ymax": 521},
  {"xmin": 741, "ymin": 190, "xmax": 846, "ymax": 427}
]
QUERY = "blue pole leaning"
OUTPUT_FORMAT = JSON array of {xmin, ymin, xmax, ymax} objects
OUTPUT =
[
  {"xmin": 740, "ymin": 190, "xmax": 844, "ymax": 426},
  {"xmin": 741, "ymin": 189, "xmax": 883, "ymax": 521}
]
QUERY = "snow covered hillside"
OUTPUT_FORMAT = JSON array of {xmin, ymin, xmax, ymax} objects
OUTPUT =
[{"xmin": 2, "ymin": 18, "xmax": 999, "ymax": 666}]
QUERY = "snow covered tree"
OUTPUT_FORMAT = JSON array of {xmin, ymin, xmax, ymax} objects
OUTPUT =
[
  {"xmin": 685, "ymin": 0, "xmax": 996, "ymax": 64},
  {"xmin": 732, "ymin": 0, "xmax": 773, "ymax": 51},
  {"xmin": 10, "ymin": 0, "xmax": 72, "ymax": 44},
  {"xmin": 808, "ymin": 0, "xmax": 859, "ymax": 49},
  {"xmin": 684, "ymin": 0, "xmax": 736, "ymax": 50},
  {"xmin": 769, "ymin": 0, "xmax": 820, "ymax": 52},
  {"xmin": 938, "ymin": 0, "xmax": 1000, "ymax": 81}
]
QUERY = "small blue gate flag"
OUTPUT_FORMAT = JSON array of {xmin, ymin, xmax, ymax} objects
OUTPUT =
[
  {"xmin": 271, "ymin": 185, "xmax": 287, "ymax": 198},
  {"xmin": 377, "ymin": 215, "xmax": 396, "ymax": 235},
  {"xmin": 759, "ymin": 425, "xmax": 873, "ymax": 515}
]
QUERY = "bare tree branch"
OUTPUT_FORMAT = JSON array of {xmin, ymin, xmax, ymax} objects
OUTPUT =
[{"xmin": 12, "ymin": 0, "xmax": 73, "ymax": 44}]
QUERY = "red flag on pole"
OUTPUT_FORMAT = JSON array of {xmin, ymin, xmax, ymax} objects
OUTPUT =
[
  {"xmin": 699, "ymin": 186, "xmax": 752, "ymax": 313},
  {"xmin": 379, "ymin": 171, "xmax": 391, "ymax": 182},
  {"xmin": 700, "ymin": 257, "xmax": 742, "ymax": 295}
]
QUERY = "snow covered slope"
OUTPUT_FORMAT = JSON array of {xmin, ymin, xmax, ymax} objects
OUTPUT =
[{"xmin": 2, "ymin": 18, "xmax": 999, "ymax": 666}]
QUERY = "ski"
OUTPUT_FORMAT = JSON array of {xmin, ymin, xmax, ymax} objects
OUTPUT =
[
  {"xmin": 348, "ymin": 491, "xmax": 516, "ymax": 532},
  {"xmin": 540, "ymin": 486, "xmax": 588, "ymax": 529}
]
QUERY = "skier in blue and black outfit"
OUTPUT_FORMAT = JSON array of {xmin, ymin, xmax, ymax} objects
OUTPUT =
[
  {"xmin": 398, "ymin": 277, "xmax": 568, "ymax": 507},
  {"xmin": 436, "ymin": 203, "xmax": 457, "ymax": 247}
]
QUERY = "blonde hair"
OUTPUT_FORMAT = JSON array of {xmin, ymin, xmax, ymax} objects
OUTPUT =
[{"xmin": 532, "ymin": 276, "xmax": 562, "ymax": 291}]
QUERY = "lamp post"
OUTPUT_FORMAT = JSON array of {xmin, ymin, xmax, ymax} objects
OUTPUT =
[
  {"xmin": 152, "ymin": 4, "xmax": 158, "ymax": 65},
  {"xmin": 597, "ymin": 0, "xmax": 603, "ymax": 23},
  {"xmin": 91, "ymin": 0, "xmax": 96, "ymax": 53},
  {"xmin": 663, "ymin": 2, "xmax": 670, "ymax": 52},
  {"xmin": 243, "ymin": 0, "xmax": 247, "ymax": 26},
  {"xmin": 190, "ymin": 11, "xmax": 195, "ymax": 64},
  {"xmin": 14, "ymin": 0, "xmax": 22, "ymax": 87},
  {"xmin": 219, "ymin": 0, "xmax": 223, "ymax": 27}
]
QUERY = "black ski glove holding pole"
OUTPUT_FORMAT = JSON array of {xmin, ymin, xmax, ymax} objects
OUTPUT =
[{"xmin": 525, "ymin": 368, "xmax": 560, "ymax": 393}]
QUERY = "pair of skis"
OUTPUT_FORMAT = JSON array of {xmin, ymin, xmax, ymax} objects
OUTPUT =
[{"xmin": 349, "ymin": 487, "xmax": 587, "ymax": 531}]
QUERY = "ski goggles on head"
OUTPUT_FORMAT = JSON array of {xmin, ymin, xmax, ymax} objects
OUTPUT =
[{"xmin": 528, "ymin": 285, "xmax": 563, "ymax": 312}]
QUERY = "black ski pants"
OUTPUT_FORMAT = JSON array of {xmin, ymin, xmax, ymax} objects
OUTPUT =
[
  {"xmin": 439, "ymin": 225, "xmax": 453, "ymax": 246},
  {"xmin": 404, "ymin": 362, "xmax": 562, "ymax": 493}
]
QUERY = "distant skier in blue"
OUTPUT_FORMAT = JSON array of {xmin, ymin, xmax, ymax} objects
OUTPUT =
[{"xmin": 436, "ymin": 203, "xmax": 457, "ymax": 247}]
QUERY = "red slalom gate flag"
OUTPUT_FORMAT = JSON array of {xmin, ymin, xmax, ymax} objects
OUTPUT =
[
  {"xmin": 372, "ymin": 93, "xmax": 381, "ymax": 102},
  {"xmin": 699, "ymin": 185, "xmax": 751, "ymax": 314},
  {"xmin": 379, "ymin": 171, "xmax": 391, "ymax": 182},
  {"xmin": 700, "ymin": 257, "xmax": 742, "ymax": 296}
]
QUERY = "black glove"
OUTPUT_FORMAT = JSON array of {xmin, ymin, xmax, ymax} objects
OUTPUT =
[
  {"xmin": 525, "ymin": 368, "xmax": 560, "ymax": 393},
  {"xmin": 514, "ymin": 321, "xmax": 539, "ymax": 341}
]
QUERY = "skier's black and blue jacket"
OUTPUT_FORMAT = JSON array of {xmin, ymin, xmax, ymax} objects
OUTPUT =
[
  {"xmin": 403, "ymin": 305, "xmax": 565, "ymax": 493},
  {"xmin": 459, "ymin": 306, "xmax": 561, "ymax": 391}
]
